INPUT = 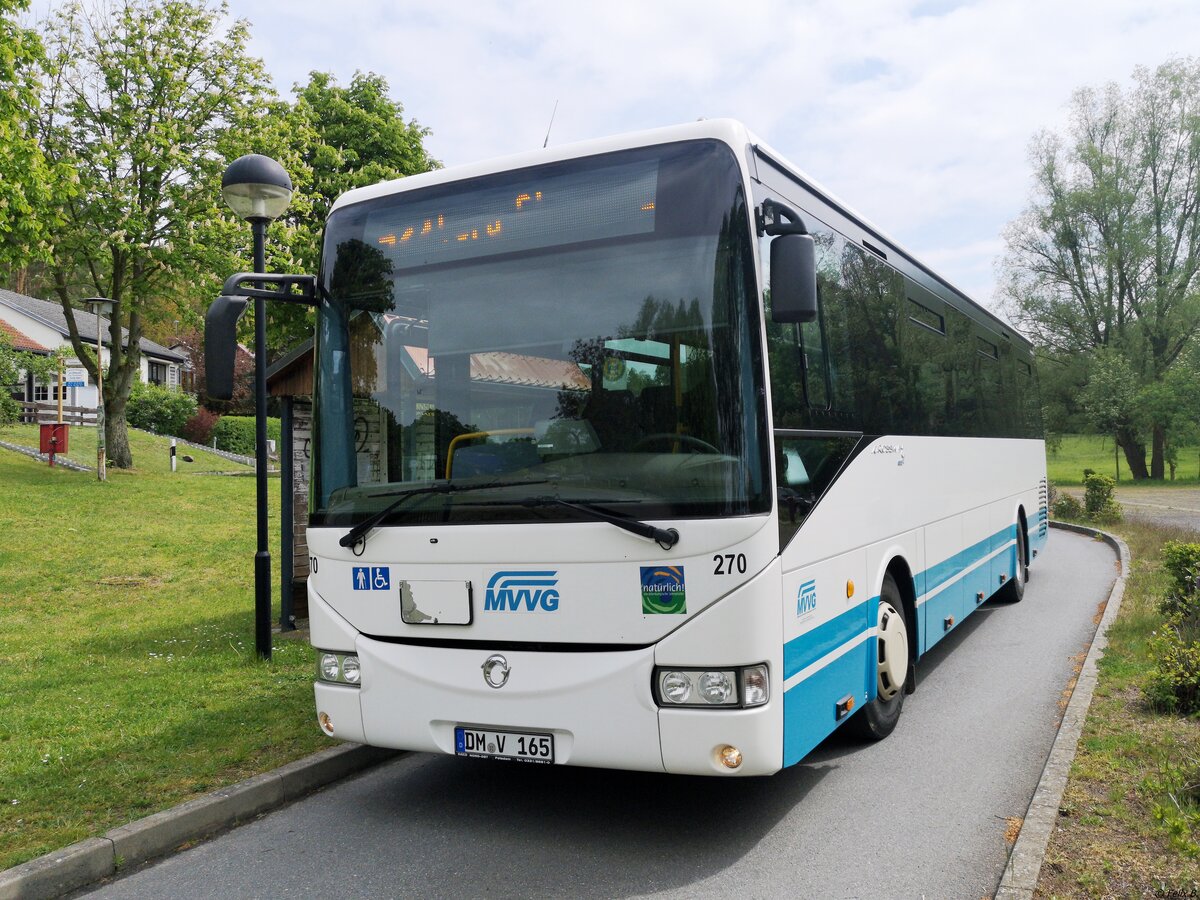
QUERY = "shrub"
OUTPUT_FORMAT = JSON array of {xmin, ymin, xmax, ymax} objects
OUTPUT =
[
  {"xmin": 1162, "ymin": 541, "xmax": 1200, "ymax": 597},
  {"xmin": 182, "ymin": 408, "xmax": 221, "ymax": 445},
  {"xmin": 1145, "ymin": 613, "xmax": 1200, "ymax": 715},
  {"xmin": 0, "ymin": 395, "xmax": 18, "ymax": 426},
  {"xmin": 1083, "ymin": 472, "xmax": 1122, "ymax": 524},
  {"xmin": 1052, "ymin": 493, "xmax": 1085, "ymax": 520},
  {"xmin": 1161, "ymin": 541, "xmax": 1200, "ymax": 618},
  {"xmin": 125, "ymin": 382, "xmax": 197, "ymax": 437},
  {"xmin": 1148, "ymin": 753, "xmax": 1200, "ymax": 857},
  {"xmin": 211, "ymin": 415, "xmax": 281, "ymax": 456}
]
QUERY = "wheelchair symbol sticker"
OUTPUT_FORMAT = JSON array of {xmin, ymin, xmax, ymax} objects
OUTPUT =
[{"xmin": 352, "ymin": 566, "xmax": 390, "ymax": 591}]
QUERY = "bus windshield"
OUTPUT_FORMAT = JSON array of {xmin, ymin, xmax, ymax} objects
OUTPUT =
[{"xmin": 308, "ymin": 140, "xmax": 768, "ymax": 529}]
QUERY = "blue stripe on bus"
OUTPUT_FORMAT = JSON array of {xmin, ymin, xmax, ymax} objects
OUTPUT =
[
  {"xmin": 922, "ymin": 528, "xmax": 1010, "ymax": 597},
  {"xmin": 783, "ymin": 523, "xmax": 1018, "ymax": 682},
  {"xmin": 783, "ymin": 641, "xmax": 869, "ymax": 766},
  {"xmin": 783, "ymin": 598, "xmax": 873, "ymax": 681},
  {"xmin": 782, "ymin": 521, "xmax": 1024, "ymax": 764}
]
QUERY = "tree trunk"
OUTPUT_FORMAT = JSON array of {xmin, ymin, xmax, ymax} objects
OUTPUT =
[
  {"xmin": 106, "ymin": 399, "xmax": 133, "ymax": 469},
  {"xmin": 1116, "ymin": 428, "xmax": 1149, "ymax": 480},
  {"xmin": 1150, "ymin": 424, "xmax": 1166, "ymax": 480}
]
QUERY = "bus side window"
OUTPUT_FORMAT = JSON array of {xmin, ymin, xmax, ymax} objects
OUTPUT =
[{"xmin": 798, "ymin": 308, "xmax": 829, "ymax": 409}]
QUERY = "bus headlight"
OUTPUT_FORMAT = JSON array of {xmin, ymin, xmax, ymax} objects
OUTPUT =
[
  {"xmin": 699, "ymin": 671, "xmax": 734, "ymax": 704},
  {"xmin": 661, "ymin": 671, "xmax": 692, "ymax": 704},
  {"xmin": 316, "ymin": 651, "xmax": 361, "ymax": 687},
  {"xmin": 320, "ymin": 653, "xmax": 340, "ymax": 681},
  {"xmin": 654, "ymin": 665, "xmax": 769, "ymax": 708}
]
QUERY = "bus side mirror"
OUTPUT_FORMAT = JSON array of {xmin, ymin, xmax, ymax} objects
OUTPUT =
[
  {"xmin": 205, "ymin": 294, "xmax": 249, "ymax": 400},
  {"xmin": 770, "ymin": 233, "xmax": 818, "ymax": 323}
]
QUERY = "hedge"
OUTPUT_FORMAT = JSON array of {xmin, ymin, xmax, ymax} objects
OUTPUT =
[{"xmin": 211, "ymin": 415, "xmax": 281, "ymax": 456}]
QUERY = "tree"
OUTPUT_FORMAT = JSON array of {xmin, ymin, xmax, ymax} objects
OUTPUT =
[
  {"xmin": 263, "ymin": 71, "xmax": 439, "ymax": 353},
  {"xmin": 1001, "ymin": 58, "xmax": 1200, "ymax": 480},
  {"xmin": 37, "ymin": 0, "xmax": 272, "ymax": 467},
  {"xmin": 172, "ymin": 326, "xmax": 253, "ymax": 414},
  {"xmin": 0, "ymin": 0, "xmax": 67, "ymax": 279},
  {"xmin": 0, "ymin": 332, "xmax": 58, "ymax": 424}
]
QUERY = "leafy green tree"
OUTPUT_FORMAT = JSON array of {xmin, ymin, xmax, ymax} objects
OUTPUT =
[
  {"xmin": 1001, "ymin": 58, "xmax": 1200, "ymax": 480},
  {"xmin": 37, "ymin": 0, "xmax": 272, "ymax": 468},
  {"xmin": 0, "ymin": 0, "xmax": 67, "ymax": 277},
  {"xmin": 1079, "ymin": 348, "xmax": 1142, "ymax": 465}
]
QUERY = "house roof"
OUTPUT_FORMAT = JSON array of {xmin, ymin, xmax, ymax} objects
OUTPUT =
[
  {"xmin": 0, "ymin": 319, "xmax": 52, "ymax": 353},
  {"xmin": 404, "ymin": 347, "xmax": 590, "ymax": 390},
  {"xmin": 0, "ymin": 289, "xmax": 186, "ymax": 362}
]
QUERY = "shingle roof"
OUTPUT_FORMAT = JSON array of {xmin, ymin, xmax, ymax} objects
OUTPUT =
[
  {"xmin": 0, "ymin": 289, "xmax": 185, "ymax": 362},
  {"xmin": 0, "ymin": 319, "xmax": 52, "ymax": 353}
]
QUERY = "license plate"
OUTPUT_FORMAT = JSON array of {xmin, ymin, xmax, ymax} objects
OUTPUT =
[{"xmin": 454, "ymin": 726, "xmax": 555, "ymax": 764}]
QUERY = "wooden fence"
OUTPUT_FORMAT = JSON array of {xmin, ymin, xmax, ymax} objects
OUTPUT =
[{"xmin": 16, "ymin": 402, "xmax": 97, "ymax": 426}]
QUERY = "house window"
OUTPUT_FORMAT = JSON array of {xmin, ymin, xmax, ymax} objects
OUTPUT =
[
  {"xmin": 148, "ymin": 361, "xmax": 167, "ymax": 385},
  {"xmin": 33, "ymin": 381, "xmax": 61, "ymax": 402}
]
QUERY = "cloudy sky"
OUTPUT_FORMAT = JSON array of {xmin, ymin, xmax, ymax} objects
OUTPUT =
[{"xmin": 39, "ymin": 0, "xmax": 1200, "ymax": 313}]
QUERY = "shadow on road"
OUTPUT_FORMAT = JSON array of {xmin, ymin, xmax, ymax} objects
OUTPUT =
[{"xmin": 358, "ymin": 751, "xmax": 826, "ymax": 898}]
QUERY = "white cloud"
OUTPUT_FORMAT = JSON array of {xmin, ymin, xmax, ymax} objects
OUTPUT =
[{"xmin": 32, "ymin": 0, "xmax": 1200, "ymax": 308}]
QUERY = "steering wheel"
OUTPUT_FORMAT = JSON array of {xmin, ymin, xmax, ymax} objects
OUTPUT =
[{"xmin": 632, "ymin": 433, "xmax": 720, "ymax": 454}]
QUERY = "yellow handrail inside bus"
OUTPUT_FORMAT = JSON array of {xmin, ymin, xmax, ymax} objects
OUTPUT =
[{"xmin": 446, "ymin": 428, "xmax": 535, "ymax": 478}]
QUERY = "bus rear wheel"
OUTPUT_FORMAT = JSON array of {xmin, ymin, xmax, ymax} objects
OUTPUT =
[
  {"xmin": 848, "ymin": 573, "xmax": 908, "ymax": 741},
  {"xmin": 999, "ymin": 525, "xmax": 1028, "ymax": 603}
]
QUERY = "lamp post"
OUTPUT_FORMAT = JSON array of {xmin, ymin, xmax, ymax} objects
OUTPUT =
[
  {"xmin": 83, "ymin": 297, "xmax": 114, "ymax": 482},
  {"xmin": 222, "ymin": 154, "xmax": 293, "ymax": 661}
]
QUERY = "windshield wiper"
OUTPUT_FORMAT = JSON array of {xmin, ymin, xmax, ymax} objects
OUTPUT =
[
  {"xmin": 338, "ymin": 478, "xmax": 551, "ymax": 549},
  {"xmin": 524, "ymin": 496, "xmax": 679, "ymax": 550}
]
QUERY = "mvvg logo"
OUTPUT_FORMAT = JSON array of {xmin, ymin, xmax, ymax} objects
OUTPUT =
[
  {"xmin": 484, "ymin": 571, "xmax": 560, "ymax": 612},
  {"xmin": 797, "ymin": 579, "xmax": 817, "ymax": 618}
]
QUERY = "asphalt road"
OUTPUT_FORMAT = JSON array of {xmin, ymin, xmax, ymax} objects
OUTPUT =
[{"xmin": 82, "ymin": 529, "xmax": 1116, "ymax": 900}]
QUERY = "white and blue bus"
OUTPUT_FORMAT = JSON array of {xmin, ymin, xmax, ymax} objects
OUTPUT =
[{"xmin": 228, "ymin": 120, "xmax": 1047, "ymax": 776}]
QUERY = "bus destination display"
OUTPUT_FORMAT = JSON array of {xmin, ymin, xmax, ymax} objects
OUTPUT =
[{"xmin": 367, "ymin": 158, "xmax": 659, "ymax": 269}]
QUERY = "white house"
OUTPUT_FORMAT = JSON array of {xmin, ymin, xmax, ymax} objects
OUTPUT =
[{"xmin": 0, "ymin": 288, "xmax": 187, "ymax": 411}]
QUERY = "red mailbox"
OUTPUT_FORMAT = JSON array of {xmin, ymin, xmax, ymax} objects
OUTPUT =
[{"xmin": 39, "ymin": 422, "xmax": 70, "ymax": 455}]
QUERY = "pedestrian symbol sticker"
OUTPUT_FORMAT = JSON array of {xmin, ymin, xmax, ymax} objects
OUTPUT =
[{"xmin": 352, "ymin": 566, "xmax": 390, "ymax": 591}]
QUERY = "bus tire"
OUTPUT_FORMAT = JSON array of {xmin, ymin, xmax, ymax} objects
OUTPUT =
[
  {"xmin": 848, "ymin": 573, "xmax": 908, "ymax": 741},
  {"xmin": 998, "ymin": 525, "xmax": 1027, "ymax": 603}
]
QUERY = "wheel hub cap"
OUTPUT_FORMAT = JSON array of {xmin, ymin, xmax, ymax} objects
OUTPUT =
[{"xmin": 877, "ymin": 601, "xmax": 908, "ymax": 700}]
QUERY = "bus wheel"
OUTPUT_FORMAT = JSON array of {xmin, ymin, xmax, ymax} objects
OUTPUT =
[
  {"xmin": 999, "ymin": 527, "xmax": 1027, "ymax": 603},
  {"xmin": 849, "ymin": 573, "xmax": 908, "ymax": 741}
]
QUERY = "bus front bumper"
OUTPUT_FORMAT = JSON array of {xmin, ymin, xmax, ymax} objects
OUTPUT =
[{"xmin": 312, "ymin": 637, "xmax": 781, "ymax": 776}]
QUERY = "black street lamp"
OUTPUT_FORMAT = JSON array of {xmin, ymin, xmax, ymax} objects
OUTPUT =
[{"xmin": 222, "ymin": 154, "xmax": 293, "ymax": 661}]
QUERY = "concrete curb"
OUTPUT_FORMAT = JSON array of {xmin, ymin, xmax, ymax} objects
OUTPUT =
[
  {"xmin": 995, "ymin": 522, "xmax": 1130, "ymax": 899},
  {"xmin": 0, "ymin": 743, "xmax": 399, "ymax": 900}
]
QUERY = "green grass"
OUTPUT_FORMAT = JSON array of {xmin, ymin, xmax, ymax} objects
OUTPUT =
[
  {"xmin": 0, "ymin": 423, "xmax": 250, "ymax": 475},
  {"xmin": 0, "ymin": 429, "xmax": 326, "ymax": 871},
  {"xmin": 1047, "ymin": 434, "xmax": 1200, "ymax": 485},
  {"xmin": 1037, "ymin": 519, "xmax": 1200, "ymax": 897}
]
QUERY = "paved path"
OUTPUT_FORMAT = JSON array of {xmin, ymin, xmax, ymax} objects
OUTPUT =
[{"xmin": 80, "ymin": 530, "xmax": 1116, "ymax": 900}]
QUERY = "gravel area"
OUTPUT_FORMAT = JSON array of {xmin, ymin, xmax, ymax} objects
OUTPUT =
[{"xmin": 1063, "ymin": 486, "xmax": 1200, "ymax": 534}]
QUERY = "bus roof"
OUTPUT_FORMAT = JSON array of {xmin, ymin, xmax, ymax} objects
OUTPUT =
[
  {"xmin": 329, "ymin": 118, "xmax": 1023, "ymax": 346},
  {"xmin": 330, "ymin": 119, "xmax": 756, "ymax": 214}
]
